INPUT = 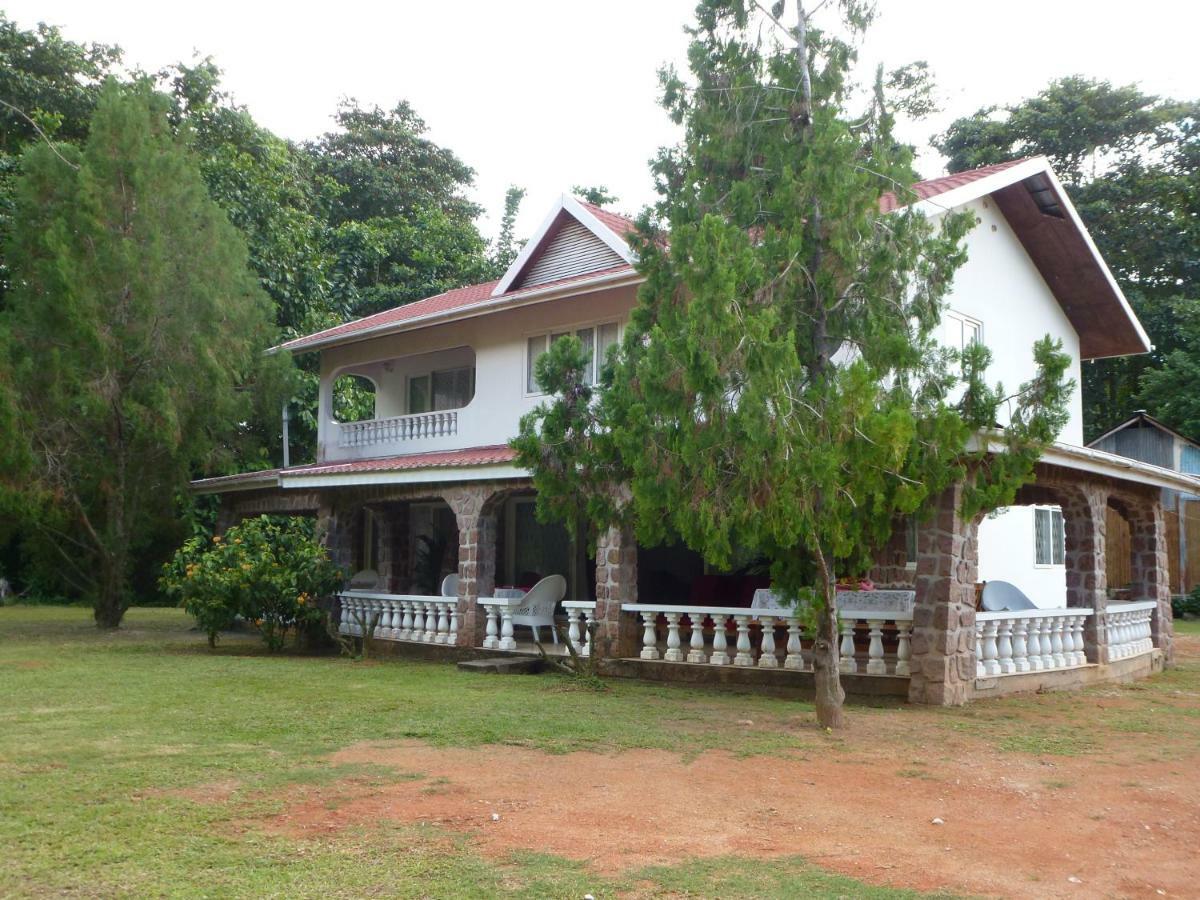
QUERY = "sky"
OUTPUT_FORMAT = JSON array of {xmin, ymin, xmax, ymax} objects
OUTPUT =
[{"xmin": 7, "ymin": 1, "xmax": 1198, "ymax": 241}]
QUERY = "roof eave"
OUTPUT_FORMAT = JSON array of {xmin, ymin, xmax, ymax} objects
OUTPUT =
[{"xmin": 277, "ymin": 267, "xmax": 643, "ymax": 356}]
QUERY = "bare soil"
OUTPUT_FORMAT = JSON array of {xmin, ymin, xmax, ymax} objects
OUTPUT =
[{"xmin": 259, "ymin": 635, "xmax": 1200, "ymax": 899}]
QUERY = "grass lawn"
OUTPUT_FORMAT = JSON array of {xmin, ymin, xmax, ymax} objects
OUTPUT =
[{"xmin": 0, "ymin": 606, "xmax": 926, "ymax": 899}]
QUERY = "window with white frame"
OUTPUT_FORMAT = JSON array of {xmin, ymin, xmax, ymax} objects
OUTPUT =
[
  {"xmin": 1034, "ymin": 506, "xmax": 1065, "ymax": 566},
  {"xmin": 943, "ymin": 309, "xmax": 983, "ymax": 351},
  {"xmin": 526, "ymin": 322, "xmax": 619, "ymax": 394},
  {"xmin": 408, "ymin": 366, "xmax": 474, "ymax": 414}
]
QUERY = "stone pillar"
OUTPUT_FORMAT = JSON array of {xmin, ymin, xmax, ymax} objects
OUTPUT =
[
  {"xmin": 445, "ymin": 486, "xmax": 500, "ymax": 648},
  {"xmin": 372, "ymin": 503, "xmax": 410, "ymax": 592},
  {"xmin": 594, "ymin": 524, "xmax": 639, "ymax": 658},
  {"xmin": 1062, "ymin": 484, "xmax": 1109, "ymax": 663},
  {"xmin": 317, "ymin": 500, "xmax": 355, "ymax": 575},
  {"xmin": 908, "ymin": 483, "xmax": 979, "ymax": 706},
  {"xmin": 1129, "ymin": 497, "xmax": 1175, "ymax": 665}
]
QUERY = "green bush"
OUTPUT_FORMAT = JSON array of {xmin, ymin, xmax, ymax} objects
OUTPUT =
[
  {"xmin": 161, "ymin": 516, "xmax": 345, "ymax": 650},
  {"xmin": 1172, "ymin": 587, "xmax": 1200, "ymax": 620}
]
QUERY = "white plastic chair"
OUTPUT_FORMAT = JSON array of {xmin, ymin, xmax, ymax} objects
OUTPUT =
[
  {"xmin": 511, "ymin": 574, "xmax": 567, "ymax": 644},
  {"xmin": 440, "ymin": 573, "xmax": 459, "ymax": 598},
  {"xmin": 981, "ymin": 580, "xmax": 1038, "ymax": 612}
]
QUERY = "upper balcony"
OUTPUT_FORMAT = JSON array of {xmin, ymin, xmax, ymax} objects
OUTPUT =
[{"xmin": 320, "ymin": 345, "xmax": 480, "ymax": 461}]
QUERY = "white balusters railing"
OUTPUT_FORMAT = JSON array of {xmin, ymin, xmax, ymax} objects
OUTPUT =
[
  {"xmin": 337, "ymin": 410, "xmax": 459, "ymax": 449},
  {"xmin": 337, "ymin": 592, "xmax": 459, "ymax": 645},
  {"xmin": 620, "ymin": 604, "xmax": 913, "ymax": 675},
  {"xmin": 478, "ymin": 597, "xmax": 519, "ymax": 651},
  {"xmin": 974, "ymin": 608, "xmax": 1093, "ymax": 677},
  {"xmin": 562, "ymin": 600, "xmax": 597, "ymax": 657},
  {"xmin": 1104, "ymin": 601, "xmax": 1156, "ymax": 660}
]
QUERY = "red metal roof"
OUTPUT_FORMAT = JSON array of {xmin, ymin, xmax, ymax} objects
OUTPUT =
[
  {"xmin": 579, "ymin": 200, "xmax": 638, "ymax": 237},
  {"xmin": 285, "ymin": 444, "xmax": 517, "ymax": 477},
  {"xmin": 879, "ymin": 158, "xmax": 1031, "ymax": 212},
  {"xmin": 190, "ymin": 445, "xmax": 520, "ymax": 493},
  {"xmin": 279, "ymin": 263, "xmax": 635, "ymax": 353},
  {"xmin": 280, "ymin": 162, "xmax": 1028, "ymax": 354}
]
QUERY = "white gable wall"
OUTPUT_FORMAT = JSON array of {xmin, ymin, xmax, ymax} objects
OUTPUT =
[{"xmin": 940, "ymin": 197, "xmax": 1085, "ymax": 446}]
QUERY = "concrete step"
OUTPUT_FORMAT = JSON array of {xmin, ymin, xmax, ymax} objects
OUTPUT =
[{"xmin": 457, "ymin": 656, "xmax": 545, "ymax": 675}]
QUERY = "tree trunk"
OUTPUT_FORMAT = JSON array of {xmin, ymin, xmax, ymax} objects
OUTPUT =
[{"xmin": 812, "ymin": 552, "xmax": 846, "ymax": 728}]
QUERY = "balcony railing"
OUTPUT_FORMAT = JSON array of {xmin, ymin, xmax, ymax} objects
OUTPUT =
[
  {"xmin": 975, "ymin": 608, "xmax": 1093, "ymax": 676},
  {"xmin": 337, "ymin": 410, "xmax": 458, "ymax": 449}
]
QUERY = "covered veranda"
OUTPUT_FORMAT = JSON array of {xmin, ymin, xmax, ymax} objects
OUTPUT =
[{"xmin": 197, "ymin": 440, "xmax": 1189, "ymax": 705}]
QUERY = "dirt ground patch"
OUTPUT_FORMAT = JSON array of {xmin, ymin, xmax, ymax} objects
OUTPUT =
[{"xmin": 260, "ymin": 637, "xmax": 1200, "ymax": 899}]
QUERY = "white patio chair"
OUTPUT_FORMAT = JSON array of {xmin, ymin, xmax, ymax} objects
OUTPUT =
[
  {"xmin": 981, "ymin": 580, "xmax": 1038, "ymax": 612},
  {"xmin": 440, "ymin": 573, "xmax": 459, "ymax": 598},
  {"xmin": 511, "ymin": 574, "xmax": 567, "ymax": 644}
]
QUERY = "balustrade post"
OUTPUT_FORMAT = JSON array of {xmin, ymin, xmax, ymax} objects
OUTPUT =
[
  {"xmin": 975, "ymin": 623, "xmax": 985, "ymax": 678},
  {"xmin": 757, "ymin": 615, "xmax": 778, "ymax": 668},
  {"xmin": 482, "ymin": 604, "xmax": 499, "ymax": 650},
  {"xmin": 436, "ymin": 603, "xmax": 450, "ymax": 644},
  {"xmin": 663, "ymin": 612, "xmax": 684, "ymax": 662},
  {"xmin": 498, "ymin": 604, "xmax": 516, "ymax": 651},
  {"xmin": 447, "ymin": 603, "xmax": 459, "ymax": 646},
  {"xmin": 733, "ymin": 615, "xmax": 754, "ymax": 667},
  {"xmin": 568, "ymin": 610, "xmax": 582, "ymax": 655},
  {"xmin": 687, "ymin": 613, "xmax": 707, "ymax": 664},
  {"xmin": 424, "ymin": 602, "xmax": 439, "ymax": 643},
  {"xmin": 895, "ymin": 621, "xmax": 912, "ymax": 677},
  {"xmin": 1050, "ymin": 617, "xmax": 1067, "ymax": 669},
  {"xmin": 639, "ymin": 612, "xmax": 659, "ymax": 660},
  {"xmin": 865, "ymin": 619, "xmax": 886, "ymax": 675},
  {"xmin": 582, "ymin": 610, "xmax": 595, "ymax": 657},
  {"xmin": 839, "ymin": 618, "xmax": 858, "ymax": 674},
  {"xmin": 996, "ymin": 619, "xmax": 1015, "ymax": 675},
  {"xmin": 710, "ymin": 615, "xmax": 730, "ymax": 666},
  {"xmin": 981, "ymin": 620, "xmax": 1000, "ymax": 676},
  {"xmin": 1011, "ymin": 619, "xmax": 1030, "ymax": 673},
  {"xmin": 784, "ymin": 617, "xmax": 804, "ymax": 671}
]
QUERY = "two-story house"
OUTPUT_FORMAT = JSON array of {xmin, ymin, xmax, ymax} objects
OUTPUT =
[{"xmin": 195, "ymin": 157, "xmax": 1196, "ymax": 705}]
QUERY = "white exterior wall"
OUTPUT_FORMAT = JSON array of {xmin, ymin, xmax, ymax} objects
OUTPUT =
[
  {"xmin": 940, "ymin": 198, "xmax": 1085, "ymax": 446},
  {"xmin": 977, "ymin": 505, "xmax": 1067, "ymax": 609},
  {"xmin": 316, "ymin": 284, "xmax": 638, "ymax": 461}
]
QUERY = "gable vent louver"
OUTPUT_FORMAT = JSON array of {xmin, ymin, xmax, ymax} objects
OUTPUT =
[{"xmin": 515, "ymin": 220, "xmax": 625, "ymax": 289}]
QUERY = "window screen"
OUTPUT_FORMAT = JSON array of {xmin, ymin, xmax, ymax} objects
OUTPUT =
[
  {"xmin": 431, "ymin": 367, "xmax": 473, "ymax": 411},
  {"xmin": 408, "ymin": 374, "xmax": 430, "ymax": 415}
]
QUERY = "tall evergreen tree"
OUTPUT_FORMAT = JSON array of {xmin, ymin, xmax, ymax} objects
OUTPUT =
[
  {"xmin": 0, "ymin": 81, "xmax": 286, "ymax": 626},
  {"xmin": 514, "ymin": 0, "xmax": 1071, "ymax": 727}
]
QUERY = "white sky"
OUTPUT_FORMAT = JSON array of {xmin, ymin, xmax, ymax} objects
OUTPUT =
[{"xmin": 7, "ymin": 1, "xmax": 1198, "ymax": 241}]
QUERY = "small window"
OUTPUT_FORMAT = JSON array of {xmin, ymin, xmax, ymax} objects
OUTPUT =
[
  {"xmin": 408, "ymin": 374, "xmax": 430, "ymax": 415},
  {"xmin": 944, "ymin": 310, "xmax": 983, "ymax": 351},
  {"xmin": 526, "ymin": 322, "xmax": 619, "ymax": 394},
  {"xmin": 1034, "ymin": 507, "xmax": 1065, "ymax": 565},
  {"xmin": 526, "ymin": 335, "xmax": 548, "ymax": 393}
]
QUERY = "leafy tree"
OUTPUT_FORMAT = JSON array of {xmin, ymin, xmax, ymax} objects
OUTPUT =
[
  {"xmin": 0, "ymin": 81, "xmax": 287, "ymax": 627},
  {"xmin": 514, "ymin": 0, "xmax": 1071, "ymax": 728},
  {"xmin": 571, "ymin": 184, "xmax": 619, "ymax": 207},
  {"xmin": 0, "ymin": 15, "xmax": 122, "ymax": 306},
  {"xmin": 310, "ymin": 100, "xmax": 492, "ymax": 317},
  {"xmin": 935, "ymin": 79, "xmax": 1200, "ymax": 441},
  {"xmin": 491, "ymin": 184, "xmax": 526, "ymax": 272}
]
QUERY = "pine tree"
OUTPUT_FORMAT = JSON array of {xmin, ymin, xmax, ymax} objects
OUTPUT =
[
  {"xmin": 0, "ymin": 80, "xmax": 285, "ymax": 627},
  {"xmin": 514, "ymin": 1, "xmax": 1072, "ymax": 727}
]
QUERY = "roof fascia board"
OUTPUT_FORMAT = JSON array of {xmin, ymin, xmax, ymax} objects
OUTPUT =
[
  {"xmin": 1040, "ymin": 165, "xmax": 1152, "ymax": 354},
  {"xmin": 280, "ymin": 462, "xmax": 528, "ymax": 489},
  {"xmin": 492, "ymin": 193, "xmax": 635, "ymax": 296},
  {"xmin": 190, "ymin": 474, "xmax": 282, "ymax": 495},
  {"xmin": 284, "ymin": 268, "xmax": 643, "ymax": 355}
]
